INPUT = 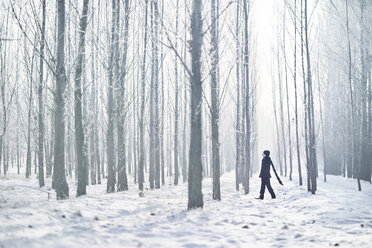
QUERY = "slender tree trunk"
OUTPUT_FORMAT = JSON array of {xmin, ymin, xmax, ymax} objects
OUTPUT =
[
  {"xmin": 174, "ymin": 0, "xmax": 180, "ymax": 186},
  {"xmin": 182, "ymin": 2, "xmax": 188, "ymax": 183},
  {"xmin": 345, "ymin": 0, "xmax": 354, "ymax": 179},
  {"xmin": 243, "ymin": 0, "xmax": 250, "ymax": 194},
  {"xmin": 26, "ymin": 56, "xmax": 33, "ymax": 179},
  {"xmin": 211, "ymin": 0, "xmax": 220, "ymax": 200},
  {"xmin": 304, "ymin": 0, "xmax": 317, "ymax": 194},
  {"xmin": 278, "ymin": 18, "xmax": 287, "ymax": 178},
  {"xmin": 300, "ymin": 0, "xmax": 310, "ymax": 192},
  {"xmin": 117, "ymin": 0, "xmax": 130, "ymax": 192},
  {"xmin": 25, "ymin": 79, "xmax": 33, "ymax": 178},
  {"xmin": 188, "ymin": 0, "xmax": 203, "ymax": 210},
  {"xmin": 160, "ymin": 0, "xmax": 166, "ymax": 185},
  {"xmin": 139, "ymin": 0, "xmax": 149, "ymax": 191},
  {"xmin": 89, "ymin": 4, "xmax": 97, "ymax": 186},
  {"xmin": 359, "ymin": 0, "xmax": 370, "ymax": 184},
  {"xmin": 283, "ymin": 2, "xmax": 293, "ymax": 180},
  {"xmin": 154, "ymin": 0, "xmax": 161, "ymax": 189},
  {"xmin": 76, "ymin": 0, "xmax": 90, "ymax": 197},
  {"xmin": 235, "ymin": 0, "xmax": 241, "ymax": 191},
  {"xmin": 37, "ymin": 0, "xmax": 46, "ymax": 187},
  {"xmin": 293, "ymin": 0, "xmax": 302, "ymax": 186},
  {"xmin": 106, "ymin": 0, "xmax": 118, "ymax": 193},
  {"xmin": 53, "ymin": 0, "xmax": 69, "ymax": 200},
  {"xmin": 149, "ymin": 1, "xmax": 155, "ymax": 189}
]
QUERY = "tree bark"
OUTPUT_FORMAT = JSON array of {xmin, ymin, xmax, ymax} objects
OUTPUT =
[
  {"xmin": 188, "ymin": 0, "xmax": 203, "ymax": 210},
  {"xmin": 293, "ymin": 0, "xmax": 302, "ymax": 186},
  {"xmin": 117, "ymin": 0, "xmax": 130, "ymax": 192},
  {"xmin": 211, "ymin": 0, "xmax": 220, "ymax": 200},
  {"xmin": 53, "ymin": 0, "xmax": 69, "ymax": 200},
  {"xmin": 37, "ymin": 0, "xmax": 46, "ymax": 187},
  {"xmin": 106, "ymin": 0, "xmax": 118, "ymax": 193},
  {"xmin": 76, "ymin": 0, "xmax": 90, "ymax": 197},
  {"xmin": 139, "ymin": 0, "xmax": 149, "ymax": 191},
  {"xmin": 174, "ymin": 0, "xmax": 180, "ymax": 186},
  {"xmin": 235, "ymin": 0, "xmax": 241, "ymax": 191},
  {"xmin": 243, "ymin": 0, "xmax": 251, "ymax": 194}
]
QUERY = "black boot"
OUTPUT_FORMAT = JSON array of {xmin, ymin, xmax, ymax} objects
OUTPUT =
[{"xmin": 255, "ymin": 195, "xmax": 264, "ymax": 200}]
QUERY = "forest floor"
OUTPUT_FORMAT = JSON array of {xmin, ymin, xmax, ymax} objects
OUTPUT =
[{"xmin": 1, "ymin": 169, "xmax": 372, "ymax": 248}]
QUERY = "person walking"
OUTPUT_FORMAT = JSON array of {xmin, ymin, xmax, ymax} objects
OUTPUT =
[{"xmin": 257, "ymin": 150, "xmax": 276, "ymax": 200}]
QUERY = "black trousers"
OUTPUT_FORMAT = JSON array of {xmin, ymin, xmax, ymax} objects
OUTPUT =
[{"xmin": 260, "ymin": 177, "xmax": 276, "ymax": 199}]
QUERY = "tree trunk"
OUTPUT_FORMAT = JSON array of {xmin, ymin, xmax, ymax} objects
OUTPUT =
[
  {"xmin": 359, "ymin": 0, "xmax": 370, "ymax": 184},
  {"xmin": 235, "ymin": 0, "xmax": 241, "ymax": 191},
  {"xmin": 160, "ymin": 0, "xmax": 166, "ymax": 185},
  {"xmin": 283, "ymin": 2, "xmax": 293, "ymax": 181},
  {"xmin": 26, "ymin": 58, "xmax": 32, "ymax": 179},
  {"xmin": 211, "ymin": 0, "xmax": 220, "ymax": 200},
  {"xmin": 188, "ymin": 0, "xmax": 203, "ymax": 210},
  {"xmin": 304, "ymin": 0, "xmax": 317, "ymax": 194},
  {"xmin": 76, "ymin": 0, "xmax": 90, "ymax": 197},
  {"xmin": 106, "ymin": 0, "xmax": 118, "ymax": 193},
  {"xmin": 53, "ymin": 0, "xmax": 69, "ymax": 200},
  {"xmin": 37, "ymin": 0, "xmax": 46, "ymax": 187},
  {"xmin": 154, "ymin": 0, "xmax": 161, "ymax": 189},
  {"xmin": 174, "ymin": 0, "xmax": 180, "ymax": 186},
  {"xmin": 139, "ymin": 0, "xmax": 149, "ymax": 191},
  {"xmin": 89, "ymin": 4, "xmax": 97, "ymax": 186},
  {"xmin": 293, "ymin": 0, "xmax": 302, "ymax": 186},
  {"xmin": 243, "ymin": 0, "xmax": 251, "ymax": 194},
  {"xmin": 117, "ymin": 0, "xmax": 130, "ymax": 192},
  {"xmin": 182, "ymin": 2, "xmax": 188, "ymax": 184}
]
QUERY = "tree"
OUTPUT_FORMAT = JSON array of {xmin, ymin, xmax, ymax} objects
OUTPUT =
[
  {"xmin": 235, "ymin": 0, "xmax": 241, "ymax": 191},
  {"xmin": 292, "ymin": 0, "xmax": 302, "ymax": 186},
  {"xmin": 153, "ymin": 0, "xmax": 161, "ymax": 189},
  {"xmin": 304, "ymin": 0, "xmax": 317, "ymax": 194},
  {"xmin": 282, "ymin": 0, "xmax": 293, "ymax": 181},
  {"xmin": 211, "ymin": 0, "xmax": 220, "ymax": 200},
  {"xmin": 117, "ymin": 0, "xmax": 130, "ymax": 192},
  {"xmin": 106, "ymin": 0, "xmax": 118, "ymax": 193},
  {"xmin": 174, "ymin": 0, "xmax": 180, "ymax": 186},
  {"xmin": 53, "ymin": 0, "xmax": 69, "ymax": 200},
  {"xmin": 359, "ymin": 0, "xmax": 370, "ymax": 184},
  {"xmin": 139, "ymin": 0, "xmax": 149, "ymax": 191},
  {"xmin": 76, "ymin": 0, "xmax": 90, "ymax": 197},
  {"xmin": 37, "ymin": 0, "xmax": 46, "ymax": 187},
  {"xmin": 243, "ymin": 0, "xmax": 251, "ymax": 195},
  {"xmin": 24, "ymin": 37, "xmax": 34, "ymax": 180},
  {"xmin": 188, "ymin": 0, "xmax": 203, "ymax": 210}
]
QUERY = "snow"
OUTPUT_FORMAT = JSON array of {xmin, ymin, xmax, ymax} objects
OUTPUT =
[{"xmin": 1, "ymin": 170, "xmax": 372, "ymax": 248}]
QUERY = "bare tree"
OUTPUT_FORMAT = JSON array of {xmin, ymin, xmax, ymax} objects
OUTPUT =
[
  {"xmin": 291, "ymin": 0, "xmax": 302, "ymax": 186},
  {"xmin": 53, "ymin": 0, "xmax": 69, "ymax": 199},
  {"xmin": 37, "ymin": 0, "xmax": 46, "ymax": 187},
  {"xmin": 117, "ymin": 0, "xmax": 130, "ymax": 192},
  {"xmin": 76, "ymin": 0, "xmax": 90, "ymax": 197},
  {"xmin": 211, "ymin": 0, "xmax": 220, "ymax": 200},
  {"xmin": 138, "ymin": 0, "xmax": 149, "ymax": 191},
  {"xmin": 106, "ymin": 0, "xmax": 119, "ymax": 193},
  {"xmin": 243, "ymin": 0, "xmax": 251, "ymax": 194},
  {"xmin": 174, "ymin": 0, "xmax": 180, "ymax": 186},
  {"xmin": 188, "ymin": 0, "xmax": 203, "ymax": 210},
  {"xmin": 235, "ymin": 0, "xmax": 241, "ymax": 191}
]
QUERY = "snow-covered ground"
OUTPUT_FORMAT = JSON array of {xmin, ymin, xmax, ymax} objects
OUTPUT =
[{"xmin": 1, "ymin": 170, "xmax": 372, "ymax": 248}]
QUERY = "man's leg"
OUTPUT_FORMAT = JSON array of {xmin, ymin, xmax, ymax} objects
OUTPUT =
[
  {"xmin": 259, "ymin": 178, "xmax": 266, "ymax": 199},
  {"xmin": 266, "ymin": 179, "xmax": 276, "ymax": 199}
]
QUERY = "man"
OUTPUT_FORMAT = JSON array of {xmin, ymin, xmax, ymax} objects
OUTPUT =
[{"xmin": 257, "ymin": 150, "xmax": 276, "ymax": 200}]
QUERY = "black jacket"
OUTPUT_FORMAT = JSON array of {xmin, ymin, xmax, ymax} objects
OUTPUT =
[{"xmin": 259, "ymin": 156, "xmax": 272, "ymax": 178}]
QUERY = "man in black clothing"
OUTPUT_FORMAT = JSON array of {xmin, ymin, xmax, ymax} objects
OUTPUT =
[{"xmin": 257, "ymin": 150, "xmax": 276, "ymax": 200}]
